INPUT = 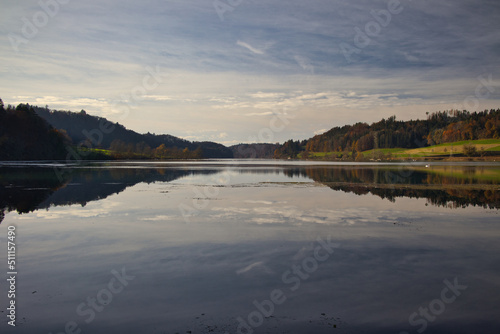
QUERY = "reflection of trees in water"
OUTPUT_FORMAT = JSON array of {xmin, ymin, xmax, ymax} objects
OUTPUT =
[
  {"xmin": 285, "ymin": 167, "xmax": 430, "ymax": 185},
  {"xmin": 2, "ymin": 165, "xmax": 499, "ymax": 223},
  {"xmin": 235, "ymin": 168, "xmax": 282, "ymax": 176},
  {"xmin": 291, "ymin": 167, "xmax": 500, "ymax": 209},
  {"xmin": 463, "ymin": 166, "xmax": 477, "ymax": 176},
  {"xmin": 326, "ymin": 184, "xmax": 499, "ymax": 209},
  {"xmin": 0, "ymin": 168, "xmax": 67, "ymax": 222},
  {"xmin": 0, "ymin": 167, "xmax": 218, "ymax": 222}
]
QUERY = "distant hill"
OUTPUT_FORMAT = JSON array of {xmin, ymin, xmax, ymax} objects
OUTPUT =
[
  {"xmin": 0, "ymin": 102, "xmax": 68, "ymax": 160},
  {"xmin": 230, "ymin": 143, "xmax": 280, "ymax": 158},
  {"xmin": 32, "ymin": 105, "xmax": 233, "ymax": 158}
]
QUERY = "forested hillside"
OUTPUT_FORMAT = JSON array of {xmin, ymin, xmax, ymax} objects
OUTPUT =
[
  {"xmin": 230, "ymin": 143, "xmax": 280, "ymax": 159},
  {"xmin": 33, "ymin": 105, "xmax": 232, "ymax": 158},
  {"xmin": 274, "ymin": 109, "xmax": 500, "ymax": 159},
  {"xmin": 0, "ymin": 100, "xmax": 69, "ymax": 160}
]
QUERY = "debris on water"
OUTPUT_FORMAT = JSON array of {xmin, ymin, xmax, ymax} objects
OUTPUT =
[{"xmin": 183, "ymin": 312, "xmax": 344, "ymax": 333}]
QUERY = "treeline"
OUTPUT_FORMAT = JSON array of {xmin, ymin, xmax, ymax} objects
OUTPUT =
[
  {"xmin": 34, "ymin": 105, "xmax": 233, "ymax": 158},
  {"xmin": 0, "ymin": 100, "xmax": 69, "ymax": 160},
  {"xmin": 1, "ymin": 101, "xmax": 232, "ymax": 160},
  {"xmin": 230, "ymin": 143, "xmax": 280, "ymax": 159},
  {"xmin": 34, "ymin": 106, "xmax": 196, "ymax": 151},
  {"xmin": 274, "ymin": 109, "xmax": 500, "ymax": 158},
  {"xmin": 109, "ymin": 140, "xmax": 203, "ymax": 159},
  {"xmin": 0, "ymin": 100, "xmax": 233, "ymax": 160}
]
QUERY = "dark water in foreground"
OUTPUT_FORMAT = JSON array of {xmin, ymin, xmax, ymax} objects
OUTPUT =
[{"xmin": 0, "ymin": 161, "xmax": 499, "ymax": 333}]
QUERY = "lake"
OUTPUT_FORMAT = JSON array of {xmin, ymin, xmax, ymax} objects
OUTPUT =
[{"xmin": 1, "ymin": 160, "xmax": 499, "ymax": 334}]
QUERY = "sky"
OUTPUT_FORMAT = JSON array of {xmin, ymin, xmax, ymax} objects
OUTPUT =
[{"xmin": 1, "ymin": 0, "xmax": 500, "ymax": 145}]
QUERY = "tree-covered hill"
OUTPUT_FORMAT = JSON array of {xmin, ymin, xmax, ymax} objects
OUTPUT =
[
  {"xmin": 32, "ymin": 104, "xmax": 232, "ymax": 158},
  {"xmin": 230, "ymin": 143, "xmax": 280, "ymax": 159},
  {"xmin": 274, "ymin": 109, "xmax": 500, "ymax": 159},
  {"xmin": 0, "ymin": 101, "xmax": 69, "ymax": 160}
]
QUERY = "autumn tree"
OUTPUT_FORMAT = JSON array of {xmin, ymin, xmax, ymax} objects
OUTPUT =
[
  {"xmin": 463, "ymin": 143, "xmax": 477, "ymax": 157},
  {"xmin": 155, "ymin": 144, "xmax": 168, "ymax": 159}
]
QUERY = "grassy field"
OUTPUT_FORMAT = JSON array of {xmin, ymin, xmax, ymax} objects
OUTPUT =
[
  {"xmin": 404, "ymin": 139, "xmax": 500, "ymax": 156},
  {"xmin": 299, "ymin": 151, "xmax": 344, "ymax": 159},
  {"xmin": 361, "ymin": 148, "xmax": 407, "ymax": 156}
]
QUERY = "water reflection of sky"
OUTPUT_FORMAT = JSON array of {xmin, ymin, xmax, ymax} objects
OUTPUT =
[
  {"xmin": 171, "ymin": 168, "xmax": 314, "ymax": 186},
  {"xmin": 0, "ymin": 165, "xmax": 499, "ymax": 333}
]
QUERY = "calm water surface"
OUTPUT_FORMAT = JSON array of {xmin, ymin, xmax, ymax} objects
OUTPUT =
[{"xmin": 0, "ymin": 160, "xmax": 499, "ymax": 333}]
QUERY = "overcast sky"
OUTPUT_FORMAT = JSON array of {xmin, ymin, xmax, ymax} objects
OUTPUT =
[{"xmin": 1, "ymin": 0, "xmax": 500, "ymax": 145}]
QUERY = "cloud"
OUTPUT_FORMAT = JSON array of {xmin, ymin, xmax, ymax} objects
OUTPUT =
[
  {"xmin": 143, "ymin": 95, "xmax": 173, "ymax": 101},
  {"xmin": 236, "ymin": 40, "xmax": 265, "ymax": 55},
  {"xmin": 11, "ymin": 95, "xmax": 113, "ymax": 115},
  {"xmin": 236, "ymin": 261, "xmax": 264, "ymax": 274},
  {"xmin": 140, "ymin": 215, "xmax": 173, "ymax": 221},
  {"xmin": 314, "ymin": 129, "xmax": 328, "ymax": 135},
  {"xmin": 245, "ymin": 111, "xmax": 274, "ymax": 117},
  {"xmin": 248, "ymin": 92, "xmax": 286, "ymax": 99},
  {"xmin": 244, "ymin": 200, "xmax": 275, "ymax": 205}
]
